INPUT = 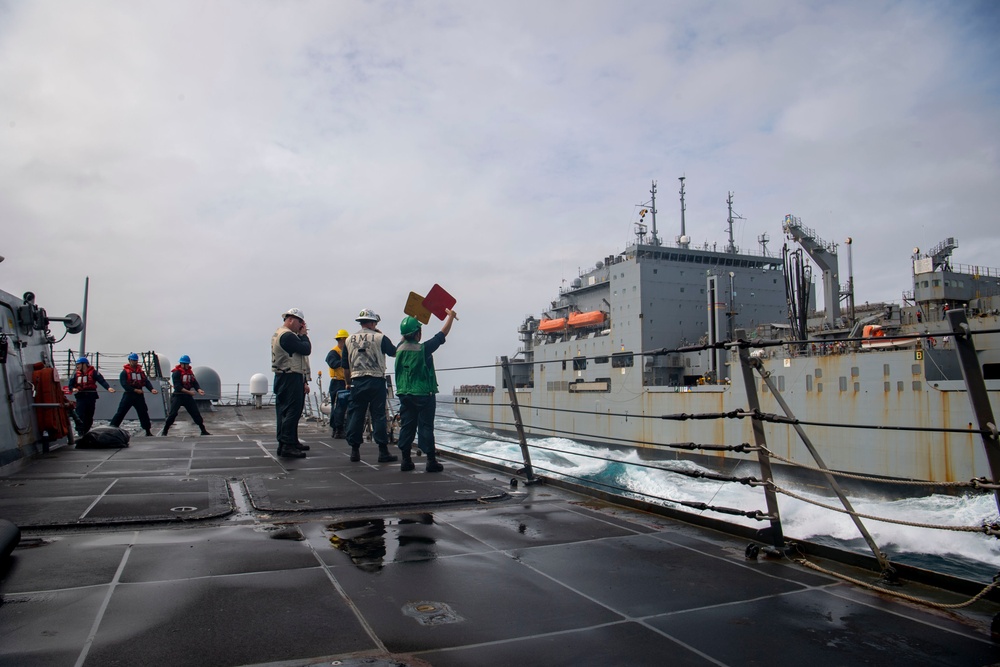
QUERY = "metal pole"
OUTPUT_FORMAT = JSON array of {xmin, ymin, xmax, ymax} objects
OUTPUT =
[
  {"xmin": 946, "ymin": 309, "xmax": 1000, "ymax": 514},
  {"xmin": 733, "ymin": 338, "xmax": 785, "ymax": 552},
  {"xmin": 80, "ymin": 276, "xmax": 89, "ymax": 356},
  {"xmin": 752, "ymin": 356, "xmax": 893, "ymax": 576},
  {"xmin": 501, "ymin": 356, "xmax": 535, "ymax": 482}
]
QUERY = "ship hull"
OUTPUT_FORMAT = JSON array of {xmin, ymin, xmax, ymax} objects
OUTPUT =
[{"xmin": 454, "ymin": 345, "xmax": 999, "ymax": 491}]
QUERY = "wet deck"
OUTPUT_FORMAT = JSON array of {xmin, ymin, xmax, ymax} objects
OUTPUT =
[{"xmin": 1, "ymin": 407, "xmax": 998, "ymax": 666}]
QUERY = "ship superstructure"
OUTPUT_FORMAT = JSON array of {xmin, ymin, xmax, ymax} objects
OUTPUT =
[{"xmin": 455, "ymin": 182, "xmax": 1000, "ymax": 490}]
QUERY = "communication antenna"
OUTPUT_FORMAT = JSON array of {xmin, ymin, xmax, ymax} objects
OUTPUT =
[
  {"xmin": 677, "ymin": 176, "xmax": 690, "ymax": 248},
  {"xmin": 636, "ymin": 181, "xmax": 661, "ymax": 246},
  {"xmin": 725, "ymin": 191, "xmax": 743, "ymax": 254}
]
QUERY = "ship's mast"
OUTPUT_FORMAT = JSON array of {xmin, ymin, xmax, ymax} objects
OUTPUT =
[
  {"xmin": 758, "ymin": 233, "xmax": 770, "ymax": 256},
  {"xmin": 678, "ymin": 176, "xmax": 690, "ymax": 248},
  {"xmin": 648, "ymin": 181, "xmax": 661, "ymax": 246},
  {"xmin": 845, "ymin": 237, "xmax": 856, "ymax": 323},
  {"xmin": 725, "ymin": 191, "xmax": 742, "ymax": 254}
]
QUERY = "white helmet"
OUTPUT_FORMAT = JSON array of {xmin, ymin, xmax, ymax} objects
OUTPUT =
[
  {"xmin": 356, "ymin": 308, "xmax": 380, "ymax": 323},
  {"xmin": 282, "ymin": 307, "xmax": 305, "ymax": 321}
]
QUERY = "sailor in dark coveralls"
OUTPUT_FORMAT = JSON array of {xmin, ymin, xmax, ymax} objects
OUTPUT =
[
  {"xmin": 345, "ymin": 308, "xmax": 397, "ymax": 464},
  {"xmin": 161, "ymin": 355, "xmax": 210, "ymax": 436},
  {"xmin": 68, "ymin": 356, "xmax": 115, "ymax": 434},
  {"xmin": 271, "ymin": 308, "xmax": 312, "ymax": 458},
  {"xmin": 325, "ymin": 329, "xmax": 350, "ymax": 439},
  {"xmin": 109, "ymin": 352, "xmax": 159, "ymax": 436}
]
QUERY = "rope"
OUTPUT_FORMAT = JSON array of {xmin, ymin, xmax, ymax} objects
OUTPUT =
[
  {"xmin": 793, "ymin": 557, "xmax": 1000, "ymax": 610},
  {"xmin": 760, "ymin": 446, "xmax": 985, "ymax": 489},
  {"xmin": 772, "ymin": 483, "xmax": 1000, "ymax": 535}
]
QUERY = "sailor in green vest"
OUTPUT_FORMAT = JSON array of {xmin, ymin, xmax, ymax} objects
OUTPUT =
[{"xmin": 394, "ymin": 308, "xmax": 456, "ymax": 472}]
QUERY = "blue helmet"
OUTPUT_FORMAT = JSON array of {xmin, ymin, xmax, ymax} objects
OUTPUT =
[
  {"xmin": 179, "ymin": 355, "xmax": 191, "ymax": 364},
  {"xmin": 76, "ymin": 356, "xmax": 89, "ymax": 365},
  {"xmin": 128, "ymin": 353, "xmax": 139, "ymax": 362}
]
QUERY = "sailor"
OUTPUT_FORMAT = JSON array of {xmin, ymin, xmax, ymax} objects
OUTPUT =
[
  {"xmin": 325, "ymin": 329, "xmax": 350, "ymax": 439},
  {"xmin": 161, "ymin": 355, "xmax": 210, "ymax": 436},
  {"xmin": 394, "ymin": 309, "xmax": 456, "ymax": 472},
  {"xmin": 68, "ymin": 356, "xmax": 115, "ymax": 434},
  {"xmin": 109, "ymin": 353, "xmax": 159, "ymax": 436},
  {"xmin": 271, "ymin": 308, "xmax": 312, "ymax": 458},
  {"xmin": 344, "ymin": 308, "xmax": 397, "ymax": 463}
]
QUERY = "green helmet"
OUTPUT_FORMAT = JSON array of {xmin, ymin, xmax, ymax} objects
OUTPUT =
[{"xmin": 400, "ymin": 316, "xmax": 422, "ymax": 337}]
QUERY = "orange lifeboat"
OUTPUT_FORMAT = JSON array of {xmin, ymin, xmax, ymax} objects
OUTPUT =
[
  {"xmin": 861, "ymin": 323, "xmax": 917, "ymax": 349},
  {"xmin": 538, "ymin": 318, "xmax": 567, "ymax": 333},
  {"xmin": 568, "ymin": 311, "xmax": 606, "ymax": 328}
]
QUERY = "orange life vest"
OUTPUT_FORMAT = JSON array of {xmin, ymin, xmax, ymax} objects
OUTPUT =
[
  {"xmin": 123, "ymin": 363, "xmax": 148, "ymax": 389},
  {"xmin": 75, "ymin": 367, "xmax": 98, "ymax": 391},
  {"xmin": 172, "ymin": 364, "xmax": 197, "ymax": 390}
]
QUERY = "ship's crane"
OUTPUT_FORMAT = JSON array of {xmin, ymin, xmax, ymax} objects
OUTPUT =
[
  {"xmin": 927, "ymin": 237, "xmax": 958, "ymax": 272},
  {"xmin": 782, "ymin": 214, "xmax": 841, "ymax": 330}
]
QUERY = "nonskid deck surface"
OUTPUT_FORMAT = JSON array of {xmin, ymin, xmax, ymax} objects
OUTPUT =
[{"xmin": 1, "ymin": 409, "xmax": 998, "ymax": 666}]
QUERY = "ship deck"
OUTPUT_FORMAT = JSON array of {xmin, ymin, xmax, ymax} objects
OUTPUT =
[{"xmin": 1, "ymin": 407, "xmax": 998, "ymax": 666}]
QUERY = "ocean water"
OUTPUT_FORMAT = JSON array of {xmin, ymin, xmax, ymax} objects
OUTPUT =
[{"xmin": 433, "ymin": 407, "xmax": 1000, "ymax": 584}]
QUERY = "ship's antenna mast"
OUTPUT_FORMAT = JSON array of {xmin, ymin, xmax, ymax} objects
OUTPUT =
[
  {"xmin": 649, "ymin": 181, "xmax": 660, "ymax": 246},
  {"xmin": 725, "ymin": 191, "xmax": 742, "ymax": 254},
  {"xmin": 678, "ymin": 176, "xmax": 690, "ymax": 248},
  {"xmin": 845, "ymin": 237, "xmax": 856, "ymax": 324},
  {"xmin": 80, "ymin": 276, "xmax": 90, "ymax": 357},
  {"xmin": 758, "ymin": 233, "xmax": 770, "ymax": 256}
]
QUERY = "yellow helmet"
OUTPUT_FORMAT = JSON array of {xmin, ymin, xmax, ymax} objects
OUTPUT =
[{"xmin": 336, "ymin": 329, "xmax": 350, "ymax": 339}]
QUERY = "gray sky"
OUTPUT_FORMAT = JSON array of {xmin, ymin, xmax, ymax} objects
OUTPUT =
[{"xmin": 2, "ymin": 1, "xmax": 998, "ymax": 391}]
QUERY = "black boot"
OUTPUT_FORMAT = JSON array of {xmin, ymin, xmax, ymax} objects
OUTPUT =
[
  {"xmin": 277, "ymin": 446, "xmax": 306, "ymax": 459},
  {"xmin": 425, "ymin": 451, "xmax": 443, "ymax": 473},
  {"xmin": 349, "ymin": 447, "xmax": 361, "ymax": 462},
  {"xmin": 377, "ymin": 446, "xmax": 398, "ymax": 463},
  {"xmin": 144, "ymin": 429, "xmax": 154, "ymax": 437},
  {"xmin": 199, "ymin": 424, "xmax": 210, "ymax": 436},
  {"xmin": 293, "ymin": 442, "xmax": 310, "ymax": 451},
  {"xmin": 400, "ymin": 451, "xmax": 415, "ymax": 472}
]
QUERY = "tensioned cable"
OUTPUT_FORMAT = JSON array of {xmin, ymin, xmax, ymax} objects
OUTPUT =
[
  {"xmin": 434, "ymin": 326, "xmax": 1000, "ymax": 374},
  {"xmin": 443, "ymin": 417, "xmax": 756, "ymax": 454},
  {"xmin": 452, "ymin": 398, "xmax": 991, "ymax": 437},
  {"xmin": 433, "ymin": 424, "xmax": 762, "ymax": 487}
]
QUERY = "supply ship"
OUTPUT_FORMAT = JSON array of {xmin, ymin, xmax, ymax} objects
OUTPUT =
[{"xmin": 453, "ymin": 180, "xmax": 1000, "ymax": 491}]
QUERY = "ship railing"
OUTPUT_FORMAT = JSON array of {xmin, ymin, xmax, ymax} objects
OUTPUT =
[
  {"xmin": 430, "ymin": 314, "xmax": 1000, "ymax": 608},
  {"xmin": 948, "ymin": 263, "xmax": 1000, "ymax": 279}
]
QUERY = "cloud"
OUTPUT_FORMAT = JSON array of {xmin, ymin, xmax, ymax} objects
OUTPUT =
[{"xmin": 1, "ymin": 0, "xmax": 998, "ymax": 389}]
